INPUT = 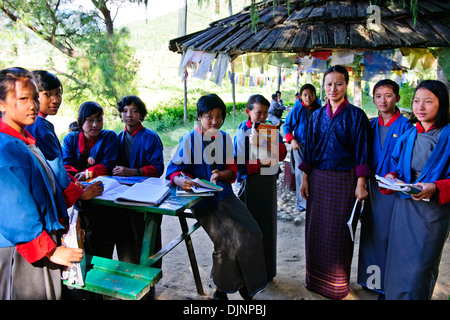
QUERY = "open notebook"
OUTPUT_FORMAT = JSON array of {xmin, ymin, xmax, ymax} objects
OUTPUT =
[{"xmin": 89, "ymin": 176, "xmax": 171, "ymax": 206}]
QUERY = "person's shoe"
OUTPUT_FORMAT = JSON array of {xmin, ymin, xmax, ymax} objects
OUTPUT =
[
  {"xmin": 238, "ymin": 287, "xmax": 253, "ymax": 300},
  {"xmin": 213, "ymin": 289, "xmax": 228, "ymax": 300}
]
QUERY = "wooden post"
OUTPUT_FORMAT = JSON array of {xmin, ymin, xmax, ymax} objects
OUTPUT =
[
  {"xmin": 231, "ymin": 61, "xmax": 236, "ymax": 116},
  {"xmin": 277, "ymin": 67, "xmax": 281, "ymax": 91},
  {"xmin": 179, "ymin": 0, "xmax": 188, "ymax": 125},
  {"xmin": 184, "ymin": 72, "xmax": 188, "ymax": 125}
]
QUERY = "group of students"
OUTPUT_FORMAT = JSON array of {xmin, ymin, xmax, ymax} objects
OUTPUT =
[
  {"xmin": 283, "ymin": 65, "xmax": 450, "ymax": 300},
  {"xmin": 0, "ymin": 64, "xmax": 448, "ymax": 301}
]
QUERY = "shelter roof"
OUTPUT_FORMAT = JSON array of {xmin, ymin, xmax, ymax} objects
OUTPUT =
[{"xmin": 168, "ymin": 0, "xmax": 450, "ymax": 58}]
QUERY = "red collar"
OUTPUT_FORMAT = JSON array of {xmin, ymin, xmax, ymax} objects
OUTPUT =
[
  {"xmin": 246, "ymin": 120, "xmax": 253, "ymax": 128},
  {"xmin": 78, "ymin": 131, "xmax": 99, "ymax": 152},
  {"xmin": 38, "ymin": 111, "xmax": 47, "ymax": 118},
  {"xmin": 301, "ymin": 101, "xmax": 314, "ymax": 110},
  {"xmin": 326, "ymin": 97, "xmax": 349, "ymax": 118},
  {"xmin": 125, "ymin": 123, "xmax": 143, "ymax": 137},
  {"xmin": 416, "ymin": 122, "xmax": 437, "ymax": 134},
  {"xmin": 0, "ymin": 121, "xmax": 36, "ymax": 145},
  {"xmin": 195, "ymin": 125, "xmax": 219, "ymax": 139},
  {"xmin": 378, "ymin": 110, "xmax": 401, "ymax": 127}
]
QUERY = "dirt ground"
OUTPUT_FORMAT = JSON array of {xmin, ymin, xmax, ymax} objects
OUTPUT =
[
  {"xmin": 152, "ymin": 148, "xmax": 449, "ymax": 301},
  {"xmin": 153, "ymin": 209, "xmax": 450, "ymax": 301}
]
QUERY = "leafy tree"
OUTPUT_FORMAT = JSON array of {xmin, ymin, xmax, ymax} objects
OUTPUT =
[{"xmin": 0, "ymin": 0, "xmax": 139, "ymax": 107}]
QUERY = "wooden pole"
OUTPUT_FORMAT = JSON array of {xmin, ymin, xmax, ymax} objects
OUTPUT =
[
  {"xmin": 277, "ymin": 67, "xmax": 281, "ymax": 91},
  {"xmin": 179, "ymin": 0, "xmax": 188, "ymax": 125},
  {"xmin": 229, "ymin": 2, "xmax": 236, "ymax": 117}
]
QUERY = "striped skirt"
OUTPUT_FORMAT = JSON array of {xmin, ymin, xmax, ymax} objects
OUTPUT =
[{"xmin": 305, "ymin": 168, "xmax": 357, "ymax": 299}]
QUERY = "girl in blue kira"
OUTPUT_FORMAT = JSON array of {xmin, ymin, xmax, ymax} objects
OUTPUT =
[
  {"xmin": 381, "ymin": 80, "xmax": 450, "ymax": 300},
  {"xmin": 0, "ymin": 67, "xmax": 83, "ymax": 299}
]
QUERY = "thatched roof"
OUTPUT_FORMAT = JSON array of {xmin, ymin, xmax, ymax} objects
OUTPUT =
[{"xmin": 169, "ymin": 0, "xmax": 450, "ymax": 59}]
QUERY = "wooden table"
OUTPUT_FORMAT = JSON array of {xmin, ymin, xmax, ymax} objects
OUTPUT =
[{"xmin": 65, "ymin": 186, "xmax": 206, "ymax": 299}]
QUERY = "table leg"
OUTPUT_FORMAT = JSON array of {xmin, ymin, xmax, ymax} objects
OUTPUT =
[
  {"xmin": 140, "ymin": 213, "xmax": 158, "ymax": 266},
  {"xmin": 178, "ymin": 216, "xmax": 206, "ymax": 296}
]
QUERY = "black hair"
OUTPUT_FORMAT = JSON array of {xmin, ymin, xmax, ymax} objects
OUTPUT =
[
  {"xmin": 299, "ymin": 83, "xmax": 317, "ymax": 96},
  {"xmin": 77, "ymin": 101, "xmax": 103, "ymax": 131},
  {"xmin": 373, "ymin": 79, "xmax": 399, "ymax": 97},
  {"xmin": 117, "ymin": 95, "xmax": 148, "ymax": 121},
  {"xmin": 247, "ymin": 94, "xmax": 270, "ymax": 111},
  {"xmin": 323, "ymin": 65, "xmax": 349, "ymax": 85},
  {"xmin": 272, "ymin": 93, "xmax": 278, "ymax": 100},
  {"xmin": 275, "ymin": 90, "xmax": 281, "ymax": 95},
  {"xmin": 0, "ymin": 67, "xmax": 34, "ymax": 102},
  {"xmin": 32, "ymin": 70, "xmax": 63, "ymax": 93},
  {"xmin": 196, "ymin": 94, "xmax": 227, "ymax": 125},
  {"xmin": 410, "ymin": 80, "xmax": 449, "ymax": 128},
  {"xmin": 299, "ymin": 83, "xmax": 321, "ymax": 109}
]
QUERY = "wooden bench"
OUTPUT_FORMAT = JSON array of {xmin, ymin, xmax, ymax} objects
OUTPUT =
[{"xmin": 64, "ymin": 255, "xmax": 162, "ymax": 300}]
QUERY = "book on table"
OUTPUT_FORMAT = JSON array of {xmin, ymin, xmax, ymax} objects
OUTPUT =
[
  {"xmin": 61, "ymin": 207, "xmax": 86, "ymax": 286},
  {"xmin": 89, "ymin": 176, "xmax": 171, "ymax": 206}
]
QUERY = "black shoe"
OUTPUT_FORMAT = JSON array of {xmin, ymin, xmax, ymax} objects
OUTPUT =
[
  {"xmin": 238, "ymin": 287, "xmax": 253, "ymax": 300},
  {"xmin": 213, "ymin": 290, "xmax": 228, "ymax": 300}
]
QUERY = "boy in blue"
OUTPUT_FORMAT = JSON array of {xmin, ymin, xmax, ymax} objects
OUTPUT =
[
  {"xmin": 234, "ymin": 94, "xmax": 287, "ymax": 282},
  {"xmin": 113, "ymin": 95, "xmax": 164, "ymax": 265},
  {"xmin": 166, "ymin": 94, "xmax": 267, "ymax": 300},
  {"xmin": 357, "ymin": 79, "xmax": 413, "ymax": 298}
]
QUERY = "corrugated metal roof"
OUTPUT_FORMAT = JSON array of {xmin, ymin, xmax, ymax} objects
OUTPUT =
[{"xmin": 169, "ymin": 0, "xmax": 450, "ymax": 57}]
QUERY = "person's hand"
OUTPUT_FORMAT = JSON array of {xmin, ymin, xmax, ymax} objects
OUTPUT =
[
  {"xmin": 355, "ymin": 177, "xmax": 368, "ymax": 201},
  {"xmin": 411, "ymin": 182, "xmax": 436, "ymax": 201},
  {"xmin": 249, "ymin": 132, "xmax": 258, "ymax": 146},
  {"xmin": 74, "ymin": 170, "xmax": 92, "ymax": 181},
  {"xmin": 112, "ymin": 165, "xmax": 136, "ymax": 177},
  {"xmin": 379, "ymin": 173, "xmax": 397, "ymax": 195},
  {"xmin": 47, "ymin": 246, "xmax": 83, "ymax": 268},
  {"xmin": 355, "ymin": 184, "xmax": 368, "ymax": 202},
  {"xmin": 290, "ymin": 139, "xmax": 300, "ymax": 151},
  {"xmin": 173, "ymin": 175, "xmax": 200, "ymax": 191},
  {"xmin": 78, "ymin": 181, "xmax": 104, "ymax": 200},
  {"xmin": 300, "ymin": 173, "xmax": 309, "ymax": 199},
  {"xmin": 210, "ymin": 169, "xmax": 220, "ymax": 185}
]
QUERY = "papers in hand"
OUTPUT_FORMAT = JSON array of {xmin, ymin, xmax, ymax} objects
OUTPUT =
[
  {"xmin": 347, "ymin": 199, "xmax": 364, "ymax": 242},
  {"xmin": 176, "ymin": 187, "xmax": 214, "ymax": 197},
  {"xmin": 61, "ymin": 208, "xmax": 86, "ymax": 286},
  {"xmin": 175, "ymin": 177, "xmax": 223, "ymax": 197},
  {"xmin": 375, "ymin": 175, "xmax": 423, "ymax": 194},
  {"xmin": 90, "ymin": 176, "xmax": 171, "ymax": 206},
  {"xmin": 191, "ymin": 178, "xmax": 223, "ymax": 193}
]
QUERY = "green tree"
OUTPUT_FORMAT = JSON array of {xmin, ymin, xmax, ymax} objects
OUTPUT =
[{"xmin": 0, "ymin": 0, "xmax": 139, "ymax": 107}]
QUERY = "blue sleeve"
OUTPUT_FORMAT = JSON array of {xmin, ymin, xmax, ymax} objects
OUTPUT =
[
  {"xmin": 145, "ymin": 131, "xmax": 165, "ymax": 177},
  {"xmin": 99, "ymin": 131, "xmax": 118, "ymax": 172},
  {"xmin": 62, "ymin": 132, "xmax": 79, "ymax": 170}
]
